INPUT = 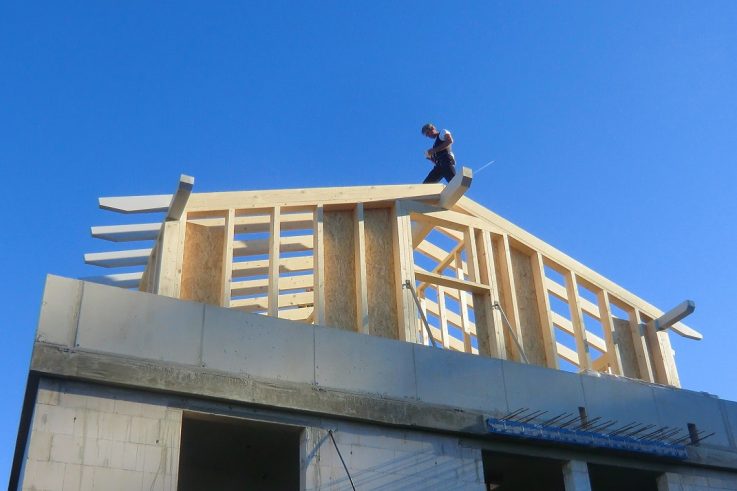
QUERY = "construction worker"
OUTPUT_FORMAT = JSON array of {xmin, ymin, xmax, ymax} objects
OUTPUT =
[{"xmin": 421, "ymin": 123, "xmax": 456, "ymax": 183}]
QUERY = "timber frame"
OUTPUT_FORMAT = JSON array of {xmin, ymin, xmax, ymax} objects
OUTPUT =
[{"xmin": 84, "ymin": 172, "xmax": 701, "ymax": 387}]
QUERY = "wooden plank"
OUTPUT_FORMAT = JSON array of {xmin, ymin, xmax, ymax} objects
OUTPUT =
[
  {"xmin": 531, "ymin": 252, "xmax": 559, "ymax": 369},
  {"xmin": 99, "ymin": 194, "xmax": 172, "ymax": 214},
  {"xmin": 220, "ymin": 209, "xmax": 235, "ymax": 307},
  {"xmin": 563, "ymin": 271, "xmax": 592, "ymax": 371},
  {"xmin": 437, "ymin": 287, "xmax": 450, "ymax": 348},
  {"xmin": 91, "ymin": 223, "xmax": 161, "ymax": 242},
  {"xmin": 231, "ymin": 274, "xmax": 313, "ymax": 297},
  {"xmin": 166, "ymin": 174, "xmax": 195, "ymax": 221},
  {"xmin": 545, "ymin": 277, "xmax": 600, "ymax": 319},
  {"xmin": 187, "ymin": 183, "xmax": 445, "ymax": 212},
  {"xmin": 455, "ymin": 251, "xmax": 473, "ymax": 353},
  {"xmin": 496, "ymin": 234, "xmax": 525, "ymax": 362},
  {"xmin": 423, "ymin": 296, "xmax": 475, "ymax": 333},
  {"xmin": 455, "ymin": 196, "xmax": 701, "ymax": 341},
  {"xmin": 414, "ymin": 269, "xmax": 490, "ymax": 294},
  {"xmin": 642, "ymin": 312, "xmax": 676, "ymax": 386},
  {"xmin": 511, "ymin": 247, "xmax": 548, "ymax": 367},
  {"xmin": 233, "ymin": 235, "xmax": 313, "ymax": 257},
  {"xmin": 84, "ymin": 249, "xmax": 152, "ymax": 268},
  {"xmin": 231, "ymin": 291, "xmax": 314, "ymax": 311},
  {"xmin": 313, "ymin": 205, "xmax": 326, "ymax": 326},
  {"xmin": 556, "ymin": 342, "xmax": 580, "ymax": 366},
  {"xmin": 551, "ymin": 312, "xmax": 607, "ymax": 353},
  {"xmin": 628, "ymin": 309, "xmax": 655, "ymax": 382},
  {"xmin": 279, "ymin": 306, "xmax": 314, "ymax": 321},
  {"xmin": 231, "ymin": 256, "xmax": 313, "ymax": 277},
  {"xmin": 475, "ymin": 229, "xmax": 506, "ymax": 359},
  {"xmin": 82, "ymin": 272, "xmax": 142, "ymax": 289},
  {"xmin": 392, "ymin": 201, "xmax": 418, "ymax": 342},
  {"xmin": 597, "ymin": 290, "xmax": 623, "ymax": 375},
  {"xmin": 354, "ymin": 203, "xmax": 369, "ymax": 334},
  {"xmin": 267, "ymin": 206, "xmax": 281, "ymax": 317},
  {"xmin": 234, "ymin": 212, "xmax": 313, "ymax": 234},
  {"xmin": 439, "ymin": 167, "xmax": 473, "ymax": 208}
]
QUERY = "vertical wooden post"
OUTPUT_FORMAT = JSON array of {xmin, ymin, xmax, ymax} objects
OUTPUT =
[
  {"xmin": 437, "ymin": 286, "xmax": 450, "ymax": 348},
  {"xmin": 154, "ymin": 218, "xmax": 186, "ymax": 298},
  {"xmin": 313, "ymin": 205, "xmax": 326, "ymax": 326},
  {"xmin": 455, "ymin": 250, "xmax": 473, "ymax": 353},
  {"xmin": 354, "ymin": 203, "xmax": 370, "ymax": 334},
  {"xmin": 268, "ymin": 206, "xmax": 281, "ymax": 317},
  {"xmin": 564, "ymin": 271, "xmax": 592, "ymax": 371},
  {"xmin": 531, "ymin": 252, "xmax": 559, "ymax": 369},
  {"xmin": 392, "ymin": 201, "xmax": 418, "ymax": 343},
  {"xmin": 220, "ymin": 209, "xmax": 235, "ymax": 307},
  {"xmin": 643, "ymin": 313, "xmax": 679, "ymax": 386},
  {"xmin": 475, "ymin": 230, "xmax": 506, "ymax": 359},
  {"xmin": 596, "ymin": 290, "xmax": 623, "ymax": 375},
  {"xmin": 628, "ymin": 309, "xmax": 655, "ymax": 382},
  {"xmin": 497, "ymin": 234, "xmax": 524, "ymax": 361}
]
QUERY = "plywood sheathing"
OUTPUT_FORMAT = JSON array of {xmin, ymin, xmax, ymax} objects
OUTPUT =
[
  {"xmin": 324, "ymin": 210, "xmax": 357, "ymax": 331},
  {"xmin": 180, "ymin": 221, "xmax": 224, "ymax": 305},
  {"xmin": 510, "ymin": 247, "xmax": 547, "ymax": 367},
  {"xmin": 365, "ymin": 208, "xmax": 399, "ymax": 340},
  {"xmin": 612, "ymin": 317, "xmax": 640, "ymax": 379}
]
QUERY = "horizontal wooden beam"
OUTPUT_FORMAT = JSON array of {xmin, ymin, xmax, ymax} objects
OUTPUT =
[
  {"xmin": 230, "ymin": 291, "xmax": 314, "ymax": 311},
  {"xmin": 166, "ymin": 174, "xmax": 194, "ymax": 221},
  {"xmin": 81, "ymin": 272, "xmax": 143, "ymax": 289},
  {"xmin": 230, "ymin": 274, "xmax": 313, "ymax": 297},
  {"xmin": 233, "ymin": 235, "xmax": 313, "ymax": 257},
  {"xmin": 84, "ymin": 249, "xmax": 152, "ymax": 268},
  {"xmin": 414, "ymin": 269, "xmax": 490, "ymax": 294},
  {"xmin": 439, "ymin": 166, "xmax": 473, "ymax": 209},
  {"xmin": 231, "ymin": 256, "xmax": 313, "ymax": 277},
  {"xmin": 91, "ymin": 223, "xmax": 161, "ymax": 242}
]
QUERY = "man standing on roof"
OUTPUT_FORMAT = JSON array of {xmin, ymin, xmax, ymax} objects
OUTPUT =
[{"xmin": 421, "ymin": 123, "xmax": 457, "ymax": 184}]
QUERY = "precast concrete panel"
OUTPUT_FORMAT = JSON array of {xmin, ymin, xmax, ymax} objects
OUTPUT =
[
  {"xmin": 413, "ymin": 344, "xmax": 508, "ymax": 415},
  {"xmin": 36, "ymin": 275, "xmax": 84, "ymax": 347},
  {"xmin": 652, "ymin": 385, "xmax": 731, "ymax": 447},
  {"xmin": 76, "ymin": 281, "xmax": 204, "ymax": 365},
  {"xmin": 202, "ymin": 304, "xmax": 316, "ymax": 384},
  {"xmin": 315, "ymin": 326, "xmax": 417, "ymax": 400},
  {"xmin": 502, "ymin": 361, "xmax": 586, "ymax": 417},
  {"xmin": 580, "ymin": 375, "xmax": 660, "ymax": 426}
]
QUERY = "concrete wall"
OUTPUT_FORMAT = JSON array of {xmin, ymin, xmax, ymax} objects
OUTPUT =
[{"xmin": 20, "ymin": 275, "xmax": 737, "ymax": 488}]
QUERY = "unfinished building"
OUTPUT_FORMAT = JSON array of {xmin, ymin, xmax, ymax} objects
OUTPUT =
[{"xmin": 11, "ymin": 172, "xmax": 737, "ymax": 490}]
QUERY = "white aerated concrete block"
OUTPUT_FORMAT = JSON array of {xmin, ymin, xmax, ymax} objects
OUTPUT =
[
  {"xmin": 76, "ymin": 281, "xmax": 204, "ymax": 365},
  {"xmin": 202, "ymin": 305, "xmax": 316, "ymax": 384},
  {"xmin": 315, "ymin": 326, "xmax": 416, "ymax": 400},
  {"xmin": 21, "ymin": 459, "xmax": 66, "ymax": 491},
  {"xmin": 36, "ymin": 275, "xmax": 83, "ymax": 347}
]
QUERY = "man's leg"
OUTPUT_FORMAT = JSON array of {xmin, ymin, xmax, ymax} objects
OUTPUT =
[
  {"xmin": 423, "ymin": 165, "xmax": 443, "ymax": 183},
  {"xmin": 441, "ymin": 164, "xmax": 456, "ymax": 183}
]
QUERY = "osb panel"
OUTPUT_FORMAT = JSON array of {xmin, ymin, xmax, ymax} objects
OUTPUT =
[
  {"xmin": 613, "ymin": 317, "xmax": 639, "ymax": 378},
  {"xmin": 511, "ymin": 247, "xmax": 547, "ymax": 367},
  {"xmin": 324, "ymin": 210, "xmax": 357, "ymax": 331},
  {"xmin": 365, "ymin": 208, "xmax": 399, "ymax": 340},
  {"xmin": 180, "ymin": 222, "xmax": 223, "ymax": 305}
]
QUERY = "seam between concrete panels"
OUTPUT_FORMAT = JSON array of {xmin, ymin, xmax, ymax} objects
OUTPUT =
[
  {"xmin": 199, "ymin": 305, "xmax": 206, "ymax": 367},
  {"xmin": 73, "ymin": 281, "xmax": 85, "ymax": 348}
]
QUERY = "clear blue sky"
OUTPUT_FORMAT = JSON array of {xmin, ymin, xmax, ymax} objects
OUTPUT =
[{"xmin": 2, "ymin": 1, "xmax": 736, "ymax": 481}]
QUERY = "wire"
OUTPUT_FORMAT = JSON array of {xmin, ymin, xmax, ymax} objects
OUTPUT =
[{"xmin": 474, "ymin": 160, "xmax": 496, "ymax": 175}]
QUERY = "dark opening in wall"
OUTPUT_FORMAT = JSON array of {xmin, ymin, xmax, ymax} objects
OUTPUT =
[
  {"xmin": 482, "ymin": 450, "xmax": 565, "ymax": 490},
  {"xmin": 178, "ymin": 413, "xmax": 302, "ymax": 491},
  {"xmin": 588, "ymin": 463, "xmax": 659, "ymax": 491}
]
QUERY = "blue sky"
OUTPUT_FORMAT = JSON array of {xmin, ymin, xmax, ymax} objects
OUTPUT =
[{"xmin": 2, "ymin": 1, "xmax": 736, "ymax": 480}]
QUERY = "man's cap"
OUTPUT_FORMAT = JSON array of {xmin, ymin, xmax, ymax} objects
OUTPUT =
[{"xmin": 421, "ymin": 123, "xmax": 434, "ymax": 135}]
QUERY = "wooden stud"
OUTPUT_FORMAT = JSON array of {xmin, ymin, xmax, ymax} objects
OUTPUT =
[
  {"xmin": 531, "ymin": 252, "xmax": 559, "ymax": 369},
  {"xmin": 220, "ymin": 209, "xmax": 235, "ymax": 307},
  {"xmin": 455, "ymin": 250, "xmax": 473, "ymax": 353},
  {"xmin": 475, "ymin": 230, "xmax": 506, "ymax": 359},
  {"xmin": 437, "ymin": 287, "xmax": 450, "ymax": 348},
  {"xmin": 563, "ymin": 270, "xmax": 592, "ymax": 371},
  {"xmin": 313, "ymin": 205, "xmax": 326, "ymax": 326},
  {"xmin": 268, "ymin": 206, "xmax": 281, "ymax": 317},
  {"xmin": 496, "ymin": 234, "xmax": 525, "ymax": 361},
  {"xmin": 392, "ymin": 201, "xmax": 418, "ymax": 343},
  {"xmin": 628, "ymin": 309, "xmax": 655, "ymax": 382},
  {"xmin": 597, "ymin": 290, "xmax": 623, "ymax": 375},
  {"xmin": 354, "ymin": 203, "xmax": 370, "ymax": 334}
]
